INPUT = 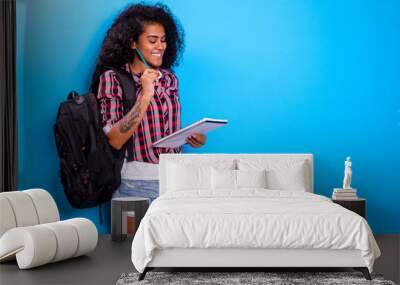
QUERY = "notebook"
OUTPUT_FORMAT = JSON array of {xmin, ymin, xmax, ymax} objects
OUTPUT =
[{"xmin": 152, "ymin": 118, "xmax": 228, "ymax": 148}]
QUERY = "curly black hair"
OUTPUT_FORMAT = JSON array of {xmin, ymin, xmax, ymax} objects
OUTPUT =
[{"xmin": 91, "ymin": 2, "xmax": 184, "ymax": 90}]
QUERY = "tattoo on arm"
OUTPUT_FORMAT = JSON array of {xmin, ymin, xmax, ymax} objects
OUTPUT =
[{"xmin": 119, "ymin": 103, "xmax": 141, "ymax": 133}]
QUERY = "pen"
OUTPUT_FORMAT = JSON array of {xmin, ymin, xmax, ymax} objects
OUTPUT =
[
  {"xmin": 135, "ymin": 48, "xmax": 150, "ymax": 69},
  {"xmin": 135, "ymin": 48, "xmax": 162, "ymax": 79}
]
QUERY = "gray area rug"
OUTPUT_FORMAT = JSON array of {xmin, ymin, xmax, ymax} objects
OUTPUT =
[{"xmin": 116, "ymin": 271, "xmax": 396, "ymax": 285}]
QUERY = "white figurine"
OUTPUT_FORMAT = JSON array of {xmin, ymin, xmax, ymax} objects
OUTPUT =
[{"xmin": 342, "ymin": 156, "xmax": 352, "ymax": 189}]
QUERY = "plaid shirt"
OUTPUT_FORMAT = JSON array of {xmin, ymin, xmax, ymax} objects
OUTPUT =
[{"xmin": 97, "ymin": 63, "xmax": 181, "ymax": 164}]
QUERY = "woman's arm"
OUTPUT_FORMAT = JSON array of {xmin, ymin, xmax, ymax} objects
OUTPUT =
[
  {"xmin": 106, "ymin": 94, "xmax": 152, "ymax": 150},
  {"xmin": 105, "ymin": 68, "xmax": 160, "ymax": 150}
]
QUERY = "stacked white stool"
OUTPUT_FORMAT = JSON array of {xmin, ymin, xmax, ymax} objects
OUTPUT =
[{"xmin": 0, "ymin": 189, "xmax": 98, "ymax": 269}]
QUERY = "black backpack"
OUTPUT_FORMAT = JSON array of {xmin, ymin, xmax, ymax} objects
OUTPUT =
[{"xmin": 54, "ymin": 67, "xmax": 136, "ymax": 209}]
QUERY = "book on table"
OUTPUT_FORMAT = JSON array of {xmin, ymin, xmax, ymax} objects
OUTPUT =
[
  {"xmin": 152, "ymin": 118, "xmax": 228, "ymax": 148},
  {"xmin": 333, "ymin": 188, "xmax": 357, "ymax": 193},
  {"xmin": 332, "ymin": 195, "xmax": 359, "ymax": 200},
  {"xmin": 332, "ymin": 192, "xmax": 357, "ymax": 197},
  {"xmin": 332, "ymin": 188, "xmax": 358, "ymax": 200}
]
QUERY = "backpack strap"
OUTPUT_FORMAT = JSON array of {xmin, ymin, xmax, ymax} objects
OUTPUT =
[{"xmin": 98, "ymin": 66, "xmax": 137, "ymax": 162}]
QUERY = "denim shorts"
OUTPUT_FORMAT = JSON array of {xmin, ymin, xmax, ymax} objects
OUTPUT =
[{"xmin": 113, "ymin": 179, "xmax": 159, "ymax": 203}]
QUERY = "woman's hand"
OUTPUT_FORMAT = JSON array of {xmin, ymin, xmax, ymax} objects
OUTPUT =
[
  {"xmin": 140, "ymin": 68, "xmax": 160, "ymax": 97},
  {"xmin": 186, "ymin": 133, "xmax": 206, "ymax": 148}
]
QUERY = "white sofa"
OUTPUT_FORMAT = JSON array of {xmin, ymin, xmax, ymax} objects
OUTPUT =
[{"xmin": 0, "ymin": 189, "xmax": 98, "ymax": 269}]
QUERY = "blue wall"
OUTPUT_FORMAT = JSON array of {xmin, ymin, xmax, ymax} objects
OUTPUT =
[{"xmin": 17, "ymin": 0, "xmax": 400, "ymax": 234}]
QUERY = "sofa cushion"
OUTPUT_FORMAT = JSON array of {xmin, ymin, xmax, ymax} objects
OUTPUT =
[
  {"xmin": 0, "ymin": 196, "xmax": 16, "ymax": 237},
  {"xmin": 0, "ymin": 189, "xmax": 60, "ymax": 238}
]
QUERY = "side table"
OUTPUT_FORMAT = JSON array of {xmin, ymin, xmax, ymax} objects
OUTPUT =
[
  {"xmin": 332, "ymin": 198, "xmax": 366, "ymax": 219},
  {"xmin": 111, "ymin": 197, "xmax": 150, "ymax": 242}
]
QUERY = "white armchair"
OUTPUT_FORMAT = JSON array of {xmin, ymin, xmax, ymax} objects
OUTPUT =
[{"xmin": 0, "ymin": 189, "xmax": 98, "ymax": 269}]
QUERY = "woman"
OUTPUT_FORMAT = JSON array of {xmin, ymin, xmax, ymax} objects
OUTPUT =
[{"xmin": 92, "ymin": 3, "xmax": 206, "ymax": 201}]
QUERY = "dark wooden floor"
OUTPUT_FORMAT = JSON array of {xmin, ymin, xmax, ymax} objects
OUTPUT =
[
  {"xmin": 374, "ymin": 235, "xmax": 400, "ymax": 284},
  {"xmin": 0, "ymin": 235, "xmax": 399, "ymax": 285},
  {"xmin": 0, "ymin": 235, "xmax": 133, "ymax": 285}
]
